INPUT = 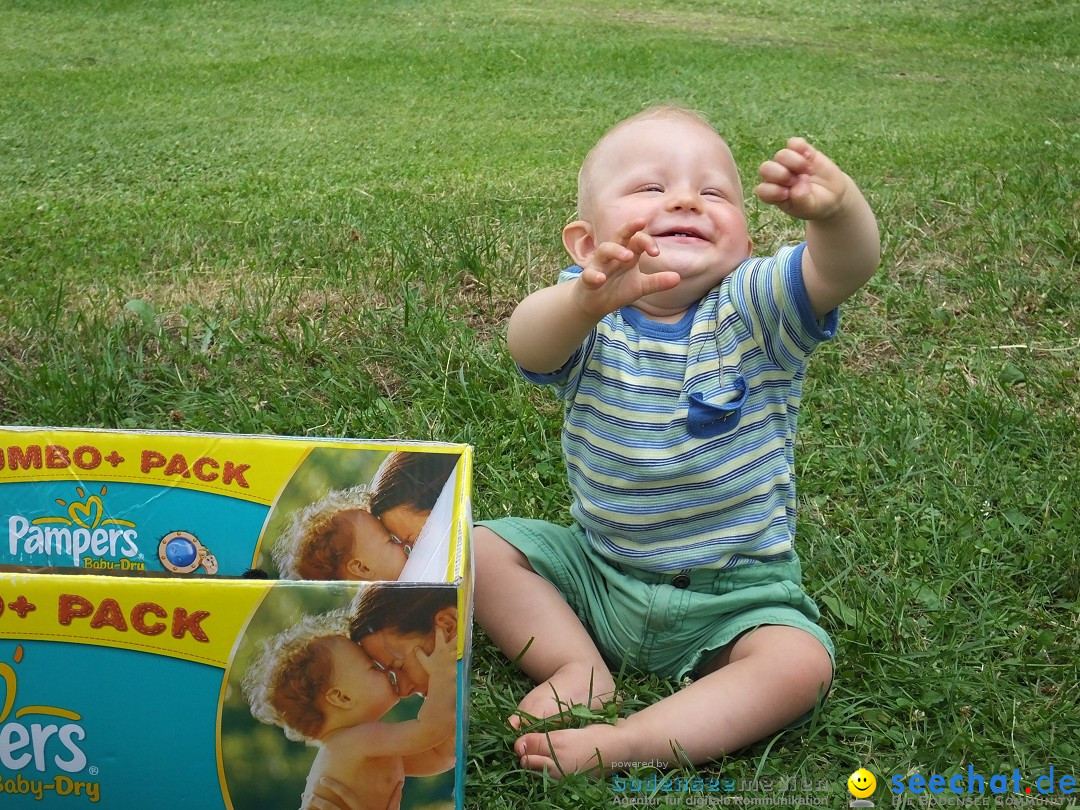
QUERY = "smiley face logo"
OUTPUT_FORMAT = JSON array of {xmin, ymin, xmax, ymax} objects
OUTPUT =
[{"xmin": 848, "ymin": 768, "xmax": 877, "ymax": 800}]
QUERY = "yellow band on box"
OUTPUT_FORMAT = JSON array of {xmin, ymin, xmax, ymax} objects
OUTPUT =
[
  {"xmin": 2, "ymin": 573, "xmax": 270, "ymax": 667},
  {"xmin": 0, "ymin": 428, "xmax": 414, "ymax": 505}
]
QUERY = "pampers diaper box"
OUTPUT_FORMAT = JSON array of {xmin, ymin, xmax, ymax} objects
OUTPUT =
[{"xmin": 0, "ymin": 426, "xmax": 473, "ymax": 810}]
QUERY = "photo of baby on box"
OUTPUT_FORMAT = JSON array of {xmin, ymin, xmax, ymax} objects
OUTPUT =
[
  {"xmin": 225, "ymin": 583, "xmax": 461, "ymax": 810},
  {"xmin": 268, "ymin": 450, "xmax": 460, "ymax": 583}
]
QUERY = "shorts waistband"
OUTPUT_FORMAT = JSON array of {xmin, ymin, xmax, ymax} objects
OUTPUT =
[{"xmin": 611, "ymin": 551, "xmax": 800, "ymax": 590}]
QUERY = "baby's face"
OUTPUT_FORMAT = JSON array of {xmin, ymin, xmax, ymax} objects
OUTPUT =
[
  {"xmin": 337, "ymin": 509, "xmax": 408, "ymax": 581},
  {"xmin": 579, "ymin": 117, "xmax": 753, "ymax": 315},
  {"xmin": 322, "ymin": 636, "xmax": 398, "ymax": 718}
]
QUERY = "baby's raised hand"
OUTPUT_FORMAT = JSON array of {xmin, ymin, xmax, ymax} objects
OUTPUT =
[
  {"xmin": 414, "ymin": 628, "xmax": 457, "ymax": 681},
  {"xmin": 574, "ymin": 218, "xmax": 679, "ymax": 317},
  {"xmin": 755, "ymin": 138, "xmax": 851, "ymax": 222}
]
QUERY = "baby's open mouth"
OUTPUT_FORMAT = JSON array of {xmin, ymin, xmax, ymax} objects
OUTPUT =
[{"xmin": 656, "ymin": 228, "xmax": 707, "ymax": 241}]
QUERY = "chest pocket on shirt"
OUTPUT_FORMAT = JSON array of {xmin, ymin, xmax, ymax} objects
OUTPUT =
[{"xmin": 686, "ymin": 374, "xmax": 748, "ymax": 438}]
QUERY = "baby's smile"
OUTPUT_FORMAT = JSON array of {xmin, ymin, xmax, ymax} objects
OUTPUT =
[{"xmin": 651, "ymin": 223, "xmax": 709, "ymax": 242}]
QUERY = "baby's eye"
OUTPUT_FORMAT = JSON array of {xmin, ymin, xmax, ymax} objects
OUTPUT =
[
  {"xmin": 702, "ymin": 188, "xmax": 726, "ymax": 199},
  {"xmin": 635, "ymin": 184, "xmax": 663, "ymax": 194}
]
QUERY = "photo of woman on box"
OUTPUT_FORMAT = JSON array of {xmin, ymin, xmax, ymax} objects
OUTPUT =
[
  {"xmin": 370, "ymin": 451, "xmax": 460, "ymax": 552},
  {"xmin": 349, "ymin": 584, "xmax": 459, "ymax": 700},
  {"xmin": 273, "ymin": 451, "xmax": 459, "ymax": 583}
]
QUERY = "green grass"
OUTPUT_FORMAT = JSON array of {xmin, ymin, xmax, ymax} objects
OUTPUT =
[{"xmin": 2, "ymin": 0, "xmax": 1078, "ymax": 807}]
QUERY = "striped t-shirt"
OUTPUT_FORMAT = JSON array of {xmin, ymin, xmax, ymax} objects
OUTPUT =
[{"xmin": 522, "ymin": 243, "xmax": 838, "ymax": 572}]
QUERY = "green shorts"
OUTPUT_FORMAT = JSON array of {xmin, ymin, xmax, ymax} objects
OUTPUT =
[{"xmin": 477, "ymin": 517, "xmax": 834, "ymax": 682}]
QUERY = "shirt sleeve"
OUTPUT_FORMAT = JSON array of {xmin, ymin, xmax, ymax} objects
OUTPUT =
[
  {"xmin": 729, "ymin": 243, "xmax": 839, "ymax": 372},
  {"xmin": 516, "ymin": 266, "xmax": 595, "ymax": 399}
]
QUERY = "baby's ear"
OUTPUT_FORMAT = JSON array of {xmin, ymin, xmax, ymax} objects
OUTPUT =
[
  {"xmin": 345, "ymin": 558, "xmax": 370, "ymax": 580},
  {"xmin": 562, "ymin": 220, "xmax": 596, "ymax": 266},
  {"xmin": 324, "ymin": 687, "xmax": 351, "ymax": 709}
]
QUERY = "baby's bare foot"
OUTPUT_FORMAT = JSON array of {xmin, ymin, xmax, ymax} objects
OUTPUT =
[
  {"xmin": 509, "ymin": 661, "xmax": 615, "ymax": 730},
  {"xmin": 514, "ymin": 721, "xmax": 627, "ymax": 778}
]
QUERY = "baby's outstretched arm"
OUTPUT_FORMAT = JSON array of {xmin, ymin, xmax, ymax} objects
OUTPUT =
[
  {"xmin": 756, "ymin": 137, "xmax": 880, "ymax": 316},
  {"xmin": 507, "ymin": 218, "xmax": 680, "ymax": 373}
]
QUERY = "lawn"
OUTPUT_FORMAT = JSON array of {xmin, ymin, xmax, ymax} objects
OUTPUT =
[{"xmin": 1, "ymin": 0, "xmax": 1078, "ymax": 807}]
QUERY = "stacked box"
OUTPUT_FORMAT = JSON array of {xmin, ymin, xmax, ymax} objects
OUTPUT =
[{"xmin": 0, "ymin": 426, "xmax": 473, "ymax": 810}]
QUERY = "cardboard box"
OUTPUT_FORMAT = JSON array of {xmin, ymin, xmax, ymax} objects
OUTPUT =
[{"xmin": 0, "ymin": 426, "xmax": 473, "ymax": 809}]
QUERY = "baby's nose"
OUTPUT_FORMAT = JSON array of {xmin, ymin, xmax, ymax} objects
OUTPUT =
[{"xmin": 667, "ymin": 189, "xmax": 701, "ymax": 211}]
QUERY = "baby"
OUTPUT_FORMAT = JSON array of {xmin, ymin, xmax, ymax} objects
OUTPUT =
[
  {"xmin": 243, "ymin": 610, "xmax": 456, "ymax": 810},
  {"xmin": 475, "ymin": 105, "xmax": 880, "ymax": 776},
  {"xmin": 274, "ymin": 486, "xmax": 411, "ymax": 581}
]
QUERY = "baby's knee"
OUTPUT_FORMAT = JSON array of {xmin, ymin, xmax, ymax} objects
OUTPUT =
[
  {"xmin": 787, "ymin": 630, "xmax": 834, "ymax": 695},
  {"xmin": 738, "ymin": 624, "xmax": 834, "ymax": 692},
  {"xmin": 804, "ymin": 638, "xmax": 834, "ymax": 694}
]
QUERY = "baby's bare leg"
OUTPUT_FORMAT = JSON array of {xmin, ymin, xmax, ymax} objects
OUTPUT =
[
  {"xmin": 514, "ymin": 624, "xmax": 832, "ymax": 777},
  {"xmin": 474, "ymin": 526, "xmax": 615, "ymax": 726}
]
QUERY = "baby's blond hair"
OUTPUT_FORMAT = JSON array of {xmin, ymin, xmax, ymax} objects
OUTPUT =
[
  {"xmin": 273, "ymin": 485, "xmax": 373, "ymax": 580},
  {"xmin": 242, "ymin": 610, "xmax": 350, "ymax": 744}
]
